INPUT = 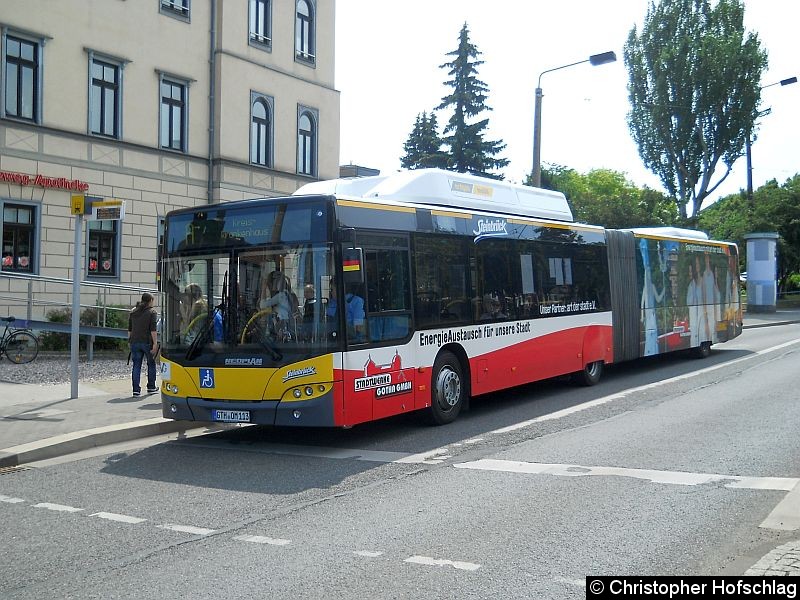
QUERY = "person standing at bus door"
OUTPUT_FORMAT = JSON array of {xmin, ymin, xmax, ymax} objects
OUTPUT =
[
  {"xmin": 181, "ymin": 283, "xmax": 207, "ymax": 328},
  {"xmin": 128, "ymin": 292, "xmax": 158, "ymax": 397},
  {"xmin": 686, "ymin": 262, "xmax": 701, "ymax": 348},
  {"xmin": 344, "ymin": 284, "xmax": 366, "ymax": 341},
  {"xmin": 259, "ymin": 271, "xmax": 292, "ymax": 320},
  {"xmin": 301, "ymin": 284, "xmax": 319, "ymax": 340}
]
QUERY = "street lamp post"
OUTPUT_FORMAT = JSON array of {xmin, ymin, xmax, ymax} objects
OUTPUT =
[
  {"xmin": 746, "ymin": 76, "xmax": 797, "ymax": 201},
  {"xmin": 531, "ymin": 51, "xmax": 616, "ymax": 188}
]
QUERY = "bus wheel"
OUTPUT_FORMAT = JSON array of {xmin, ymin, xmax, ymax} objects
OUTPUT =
[
  {"xmin": 428, "ymin": 351, "xmax": 464, "ymax": 425},
  {"xmin": 691, "ymin": 341, "xmax": 712, "ymax": 359},
  {"xmin": 574, "ymin": 360, "xmax": 603, "ymax": 386}
]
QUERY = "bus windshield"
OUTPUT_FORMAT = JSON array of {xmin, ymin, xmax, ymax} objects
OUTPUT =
[{"xmin": 161, "ymin": 243, "xmax": 338, "ymax": 363}]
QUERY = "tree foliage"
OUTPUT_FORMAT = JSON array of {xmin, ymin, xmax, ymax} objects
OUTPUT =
[
  {"xmin": 400, "ymin": 111, "xmax": 448, "ymax": 170},
  {"xmin": 624, "ymin": 0, "xmax": 768, "ymax": 221},
  {"xmin": 530, "ymin": 166, "xmax": 677, "ymax": 229},
  {"xmin": 435, "ymin": 23, "xmax": 508, "ymax": 179},
  {"xmin": 699, "ymin": 175, "xmax": 800, "ymax": 290}
]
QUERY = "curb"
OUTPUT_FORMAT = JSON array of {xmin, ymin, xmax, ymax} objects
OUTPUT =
[
  {"xmin": 742, "ymin": 319, "xmax": 800, "ymax": 330},
  {"xmin": 0, "ymin": 418, "xmax": 217, "ymax": 468}
]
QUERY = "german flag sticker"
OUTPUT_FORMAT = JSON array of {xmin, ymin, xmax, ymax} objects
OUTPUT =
[{"xmin": 343, "ymin": 259, "xmax": 361, "ymax": 272}]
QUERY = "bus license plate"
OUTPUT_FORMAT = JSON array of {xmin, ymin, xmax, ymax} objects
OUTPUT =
[{"xmin": 212, "ymin": 409, "xmax": 250, "ymax": 423}]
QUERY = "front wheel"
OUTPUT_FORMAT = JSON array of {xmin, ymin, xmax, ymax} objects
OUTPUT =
[
  {"xmin": 5, "ymin": 330, "xmax": 39, "ymax": 364},
  {"xmin": 573, "ymin": 360, "xmax": 603, "ymax": 386},
  {"xmin": 428, "ymin": 351, "xmax": 465, "ymax": 425}
]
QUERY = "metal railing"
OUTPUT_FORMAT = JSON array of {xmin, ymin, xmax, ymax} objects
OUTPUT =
[{"xmin": 0, "ymin": 272, "xmax": 159, "ymax": 358}]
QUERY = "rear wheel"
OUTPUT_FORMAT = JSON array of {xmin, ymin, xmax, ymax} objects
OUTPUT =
[
  {"xmin": 5, "ymin": 330, "xmax": 39, "ymax": 364},
  {"xmin": 428, "ymin": 351, "xmax": 464, "ymax": 425},
  {"xmin": 691, "ymin": 341, "xmax": 712, "ymax": 359},
  {"xmin": 574, "ymin": 360, "xmax": 603, "ymax": 386}
]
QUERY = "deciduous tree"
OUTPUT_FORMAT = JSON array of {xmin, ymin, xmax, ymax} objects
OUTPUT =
[{"xmin": 624, "ymin": 0, "xmax": 767, "ymax": 221}]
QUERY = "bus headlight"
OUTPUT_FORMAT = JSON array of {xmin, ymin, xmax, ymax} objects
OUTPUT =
[
  {"xmin": 304, "ymin": 386, "xmax": 313, "ymax": 396},
  {"xmin": 293, "ymin": 389, "xmax": 302, "ymax": 398}
]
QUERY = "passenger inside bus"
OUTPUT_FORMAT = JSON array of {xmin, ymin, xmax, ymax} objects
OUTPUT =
[
  {"xmin": 326, "ymin": 280, "xmax": 366, "ymax": 342},
  {"xmin": 480, "ymin": 294, "xmax": 508, "ymax": 320}
]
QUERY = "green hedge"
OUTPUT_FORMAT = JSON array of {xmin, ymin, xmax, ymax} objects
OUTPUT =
[{"xmin": 38, "ymin": 305, "xmax": 129, "ymax": 351}]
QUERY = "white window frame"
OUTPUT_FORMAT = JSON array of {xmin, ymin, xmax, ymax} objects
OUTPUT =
[
  {"xmin": 295, "ymin": 0, "xmax": 316, "ymax": 65},
  {"xmin": 160, "ymin": 0, "xmax": 190, "ymax": 21},
  {"xmin": 297, "ymin": 105, "xmax": 318, "ymax": 177},
  {"xmin": 250, "ymin": 92, "xmax": 274, "ymax": 168},
  {"xmin": 158, "ymin": 72, "xmax": 190, "ymax": 153},
  {"xmin": 86, "ymin": 50, "xmax": 127, "ymax": 139},
  {"xmin": 0, "ymin": 27, "xmax": 47, "ymax": 124},
  {"xmin": 249, "ymin": 0, "xmax": 272, "ymax": 50}
]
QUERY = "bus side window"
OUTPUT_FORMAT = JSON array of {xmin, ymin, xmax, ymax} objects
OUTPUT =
[{"xmin": 362, "ymin": 239, "xmax": 412, "ymax": 343}]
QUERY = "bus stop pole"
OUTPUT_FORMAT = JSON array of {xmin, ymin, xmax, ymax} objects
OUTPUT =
[{"xmin": 70, "ymin": 213, "xmax": 83, "ymax": 399}]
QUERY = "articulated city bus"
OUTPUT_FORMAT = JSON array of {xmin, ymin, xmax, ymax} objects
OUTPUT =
[{"xmin": 159, "ymin": 169, "xmax": 742, "ymax": 427}]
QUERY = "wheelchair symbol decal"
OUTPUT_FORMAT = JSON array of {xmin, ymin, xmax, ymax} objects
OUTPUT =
[{"xmin": 199, "ymin": 368, "xmax": 215, "ymax": 388}]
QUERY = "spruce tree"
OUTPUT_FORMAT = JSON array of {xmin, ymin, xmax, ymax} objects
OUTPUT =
[
  {"xmin": 400, "ymin": 111, "xmax": 448, "ymax": 170},
  {"xmin": 437, "ymin": 23, "xmax": 508, "ymax": 179}
]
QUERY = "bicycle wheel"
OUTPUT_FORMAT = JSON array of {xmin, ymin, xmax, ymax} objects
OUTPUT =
[{"xmin": 5, "ymin": 330, "xmax": 39, "ymax": 364}]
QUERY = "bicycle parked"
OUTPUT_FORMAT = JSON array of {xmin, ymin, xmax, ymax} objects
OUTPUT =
[{"xmin": 0, "ymin": 316, "xmax": 39, "ymax": 364}]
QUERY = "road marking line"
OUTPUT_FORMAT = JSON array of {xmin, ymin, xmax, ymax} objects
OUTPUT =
[
  {"xmin": 188, "ymin": 441, "xmax": 452, "ymax": 465},
  {"xmin": 404, "ymin": 555, "xmax": 481, "ymax": 571},
  {"xmin": 453, "ymin": 459, "xmax": 800, "ymax": 491},
  {"xmin": 33, "ymin": 502, "xmax": 83, "ymax": 513},
  {"xmin": 489, "ymin": 338, "xmax": 800, "ymax": 435},
  {"xmin": 0, "ymin": 494, "xmax": 25, "ymax": 503},
  {"xmin": 157, "ymin": 524, "xmax": 215, "ymax": 536},
  {"xmin": 354, "ymin": 550, "xmax": 383, "ymax": 557},
  {"xmin": 90, "ymin": 512, "xmax": 147, "ymax": 524},
  {"xmin": 760, "ymin": 481, "xmax": 800, "ymax": 530},
  {"xmin": 233, "ymin": 534, "xmax": 291, "ymax": 545},
  {"xmin": 555, "ymin": 577, "xmax": 586, "ymax": 588}
]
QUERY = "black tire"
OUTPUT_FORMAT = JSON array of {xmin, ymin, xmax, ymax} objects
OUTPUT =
[
  {"xmin": 691, "ymin": 341, "xmax": 712, "ymax": 359},
  {"xmin": 428, "ymin": 351, "xmax": 464, "ymax": 425},
  {"xmin": 5, "ymin": 330, "xmax": 39, "ymax": 364},
  {"xmin": 574, "ymin": 360, "xmax": 603, "ymax": 386}
]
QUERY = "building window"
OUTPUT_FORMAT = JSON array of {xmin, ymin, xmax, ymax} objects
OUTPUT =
[
  {"xmin": 87, "ymin": 220, "xmax": 118, "ymax": 278},
  {"xmin": 249, "ymin": 0, "xmax": 271, "ymax": 48},
  {"xmin": 160, "ymin": 0, "xmax": 190, "ymax": 19},
  {"xmin": 89, "ymin": 58, "xmax": 120, "ymax": 138},
  {"xmin": 295, "ymin": 0, "xmax": 315, "ymax": 64},
  {"xmin": 297, "ymin": 107, "xmax": 317, "ymax": 176},
  {"xmin": 2, "ymin": 203, "xmax": 35, "ymax": 273},
  {"xmin": 251, "ymin": 94, "xmax": 273, "ymax": 167},
  {"xmin": 160, "ymin": 77, "xmax": 187, "ymax": 152},
  {"xmin": 3, "ymin": 35, "xmax": 40, "ymax": 122}
]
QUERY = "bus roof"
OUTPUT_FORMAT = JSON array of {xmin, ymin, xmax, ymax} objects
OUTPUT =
[
  {"xmin": 294, "ymin": 168, "xmax": 574, "ymax": 223},
  {"xmin": 625, "ymin": 227, "xmax": 711, "ymax": 241}
]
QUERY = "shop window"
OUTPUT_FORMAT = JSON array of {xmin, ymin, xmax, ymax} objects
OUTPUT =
[
  {"xmin": 88, "ymin": 219, "xmax": 118, "ymax": 277},
  {"xmin": 1, "ymin": 204, "xmax": 35, "ymax": 273}
]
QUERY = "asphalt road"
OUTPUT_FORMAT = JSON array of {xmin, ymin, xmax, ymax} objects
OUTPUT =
[{"xmin": 1, "ymin": 324, "xmax": 799, "ymax": 599}]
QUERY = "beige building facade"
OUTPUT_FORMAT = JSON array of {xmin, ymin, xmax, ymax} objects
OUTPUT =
[{"xmin": 0, "ymin": 0, "xmax": 339, "ymax": 299}]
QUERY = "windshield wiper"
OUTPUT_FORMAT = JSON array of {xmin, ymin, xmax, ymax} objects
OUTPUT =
[
  {"xmin": 185, "ymin": 271, "xmax": 227, "ymax": 361},
  {"xmin": 244, "ymin": 318, "xmax": 283, "ymax": 362},
  {"xmin": 185, "ymin": 305, "xmax": 221, "ymax": 361}
]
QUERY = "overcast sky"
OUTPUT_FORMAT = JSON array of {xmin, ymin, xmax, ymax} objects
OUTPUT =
[{"xmin": 335, "ymin": 1, "xmax": 799, "ymax": 206}]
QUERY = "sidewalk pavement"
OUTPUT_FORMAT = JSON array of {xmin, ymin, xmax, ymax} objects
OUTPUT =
[{"xmin": 1, "ymin": 309, "xmax": 799, "ymax": 469}]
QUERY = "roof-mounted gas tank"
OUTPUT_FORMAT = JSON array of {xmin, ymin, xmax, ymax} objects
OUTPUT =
[{"xmin": 295, "ymin": 168, "xmax": 574, "ymax": 222}]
